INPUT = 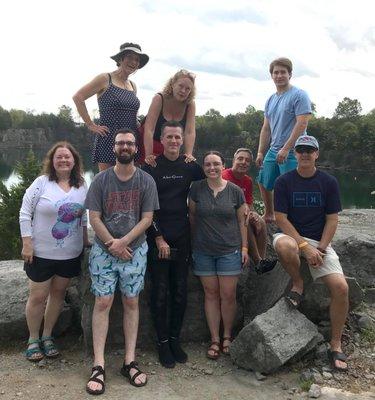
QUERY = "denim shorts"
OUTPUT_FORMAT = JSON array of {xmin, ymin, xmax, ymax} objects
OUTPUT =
[
  {"xmin": 89, "ymin": 241, "xmax": 148, "ymax": 297},
  {"xmin": 192, "ymin": 250, "xmax": 242, "ymax": 276},
  {"xmin": 257, "ymin": 149, "xmax": 297, "ymax": 190}
]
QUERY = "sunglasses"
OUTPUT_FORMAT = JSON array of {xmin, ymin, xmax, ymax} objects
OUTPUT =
[
  {"xmin": 295, "ymin": 146, "xmax": 317, "ymax": 154},
  {"xmin": 179, "ymin": 69, "xmax": 196, "ymax": 81}
]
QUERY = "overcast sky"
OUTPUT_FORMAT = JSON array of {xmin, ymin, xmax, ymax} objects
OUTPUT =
[{"xmin": 1, "ymin": 0, "xmax": 374, "ymax": 121}]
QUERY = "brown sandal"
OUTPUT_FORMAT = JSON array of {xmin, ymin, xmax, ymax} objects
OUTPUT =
[
  {"xmin": 222, "ymin": 337, "xmax": 233, "ymax": 355},
  {"xmin": 207, "ymin": 341, "xmax": 220, "ymax": 360}
]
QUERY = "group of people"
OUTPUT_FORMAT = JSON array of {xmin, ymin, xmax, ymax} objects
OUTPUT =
[{"xmin": 19, "ymin": 44, "xmax": 350, "ymax": 396}]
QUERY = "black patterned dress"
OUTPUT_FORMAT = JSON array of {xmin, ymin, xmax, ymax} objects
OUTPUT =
[{"xmin": 93, "ymin": 74, "xmax": 140, "ymax": 164}]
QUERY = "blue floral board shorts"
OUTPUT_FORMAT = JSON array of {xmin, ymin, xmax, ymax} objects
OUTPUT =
[
  {"xmin": 89, "ymin": 241, "xmax": 148, "ymax": 297},
  {"xmin": 257, "ymin": 149, "xmax": 297, "ymax": 190}
]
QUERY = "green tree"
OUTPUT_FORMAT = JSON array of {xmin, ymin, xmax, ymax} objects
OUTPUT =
[
  {"xmin": 0, "ymin": 106, "xmax": 12, "ymax": 130},
  {"xmin": 0, "ymin": 151, "xmax": 41, "ymax": 260},
  {"xmin": 333, "ymin": 97, "xmax": 362, "ymax": 120}
]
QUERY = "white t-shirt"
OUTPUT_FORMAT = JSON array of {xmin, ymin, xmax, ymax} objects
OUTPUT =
[{"xmin": 19, "ymin": 175, "xmax": 87, "ymax": 260}]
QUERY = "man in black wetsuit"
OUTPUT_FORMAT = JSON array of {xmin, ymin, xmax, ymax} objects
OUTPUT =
[{"xmin": 143, "ymin": 120, "xmax": 204, "ymax": 368}]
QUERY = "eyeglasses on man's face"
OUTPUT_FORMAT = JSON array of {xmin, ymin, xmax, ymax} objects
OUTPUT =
[
  {"xmin": 295, "ymin": 146, "xmax": 317, "ymax": 154},
  {"xmin": 115, "ymin": 140, "xmax": 136, "ymax": 147}
]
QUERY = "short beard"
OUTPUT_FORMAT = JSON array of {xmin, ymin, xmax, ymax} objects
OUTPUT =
[{"xmin": 116, "ymin": 152, "xmax": 135, "ymax": 165}]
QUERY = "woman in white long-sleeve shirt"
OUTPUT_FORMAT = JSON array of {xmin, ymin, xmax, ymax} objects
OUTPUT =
[{"xmin": 19, "ymin": 142, "xmax": 88, "ymax": 361}]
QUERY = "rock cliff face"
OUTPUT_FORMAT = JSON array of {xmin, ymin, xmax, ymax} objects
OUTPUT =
[
  {"xmin": 0, "ymin": 128, "xmax": 91, "ymax": 149},
  {"xmin": 1, "ymin": 210, "xmax": 374, "ymax": 347}
]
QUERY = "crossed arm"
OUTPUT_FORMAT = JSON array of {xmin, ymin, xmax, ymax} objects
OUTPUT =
[{"xmin": 89, "ymin": 210, "xmax": 154, "ymax": 259}]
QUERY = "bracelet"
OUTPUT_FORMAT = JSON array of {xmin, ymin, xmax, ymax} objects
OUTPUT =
[
  {"xmin": 241, "ymin": 247, "xmax": 248, "ymax": 252},
  {"xmin": 298, "ymin": 241, "xmax": 309, "ymax": 249}
]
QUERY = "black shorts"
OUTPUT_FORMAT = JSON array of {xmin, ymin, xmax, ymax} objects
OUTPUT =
[{"xmin": 24, "ymin": 254, "xmax": 82, "ymax": 282}]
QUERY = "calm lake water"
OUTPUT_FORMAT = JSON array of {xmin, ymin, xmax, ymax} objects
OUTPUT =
[{"xmin": 1, "ymin": 148, "xmax": 374, "ymax": 209}]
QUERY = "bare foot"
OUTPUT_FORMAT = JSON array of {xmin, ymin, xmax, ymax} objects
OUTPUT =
[
  {"xmin": 128, "ymin": 366, "xmax": 147, "ymax": 385},
  {"xmin": 86, "ymin": 366, "xmax": 105, "ymax": 394}
]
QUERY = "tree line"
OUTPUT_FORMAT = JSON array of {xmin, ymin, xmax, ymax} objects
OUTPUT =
[{"xmin": 1, "ymin": 97, "xmax": 375, "ymax": 170}]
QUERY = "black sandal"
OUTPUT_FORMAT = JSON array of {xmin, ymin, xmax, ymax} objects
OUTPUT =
[
  {"xmin": 86, "ymin": 365, "xmax": 105, "ymax": 395},
  {"xmin": 285, "ymin": 290, "xmax": 304, "ymax": 308},
  {"xmin": 120, "ymin": 361, "xmax": 147, "ymax": 387},
  {"xmin": 329, "ymin": 350, "xmax": 348, "ymax": 372}
]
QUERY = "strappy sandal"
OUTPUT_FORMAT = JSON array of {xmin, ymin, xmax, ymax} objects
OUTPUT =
[
  {"xmin": 41, "ymin": 336, "xmax": 59, "ymax": 358},
  {"xmin": 222, "ymin": 337, "xmax": 233, "ymax": 355},
  {"xmin": 86, "ymin": 365, "xmax": 105, "ymax": 395},
  {"xmin": 329, "ymin": 350, "xmax": 348, "ymax": 372},
  {"xmin": 207, "ymin": 341, "xmax": 220, "ymax": 360},
  {"xmin": 25, "ymin": 338, "xmax": 44, "ymax": 362},
  {"xmin": 120, "ymin": 361, "xmax": 147, "ymax": 387},
  {"xmin": 285, "ymin": 290, "xmax": 304, "ymax": 309}
]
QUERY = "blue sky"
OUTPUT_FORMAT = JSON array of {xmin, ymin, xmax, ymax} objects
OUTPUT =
[{"xmin": 1, "ymin": 0, "xmax": 374, "ymax": 119}]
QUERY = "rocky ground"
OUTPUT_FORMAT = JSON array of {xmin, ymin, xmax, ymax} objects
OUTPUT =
[{"xmin": 1, "ymin": 319, "xmax": 374, "ymax": 400}]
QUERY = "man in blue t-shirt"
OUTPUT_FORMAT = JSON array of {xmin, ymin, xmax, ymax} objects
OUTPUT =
[
  {"xmin": 256, "ymin": 57, "xmax": 312, "ymax": 223},
  {"xmin": 273, "ymin": 135, "xmax": 349, "ymax": 372}
]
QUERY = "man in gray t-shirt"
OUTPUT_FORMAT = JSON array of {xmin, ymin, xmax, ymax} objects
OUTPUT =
[{"xmin": 84, "ymin": 129, "xmax": 159, "ymax": 394}]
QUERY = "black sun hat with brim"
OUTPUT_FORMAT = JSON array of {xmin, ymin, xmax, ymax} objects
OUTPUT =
[{"xmin": 110, "ymin": 44, "xmax": 149, "ymax": 68}]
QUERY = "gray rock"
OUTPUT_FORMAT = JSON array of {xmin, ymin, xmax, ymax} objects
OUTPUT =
[
  {"xmin": 364, "ymin": 288, "xmax": 375, "ymax": 304},
  {"xmin": 254, "ymin": 371, "xmax": 267, "ymax": 381},
  {"xmin": 308, "ymin": 383, "xmax": 321, "ymax": 398},
  {"xmin": 322, "ymin": 371, "xmax": 333, "ymax": 379},
  {"xmin": 314, "ymin": 343, "xmax": 329, "ymax": 361},
  {"xmin": 0, "ymin": 261, "xmax": 73, "ymax": 339},
  {"xmin": 333, "ymin": 233, "xmax": 375, "ymax": 287},
  {"xmin": 230, "ymin": 298, "xmax": 323, "ymax": 373},
  {"xmin": 358, "ymin": 315, "xmax": 375, "ymax": 330}
]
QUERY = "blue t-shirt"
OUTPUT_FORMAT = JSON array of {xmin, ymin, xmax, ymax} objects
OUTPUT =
[
  {"xmin": 274, "ymin": 169, "xmax": 342, "ymax": 241},
  {"xmin": 265, "ymin": 86, "xmax": 311, "ymax": 151}
]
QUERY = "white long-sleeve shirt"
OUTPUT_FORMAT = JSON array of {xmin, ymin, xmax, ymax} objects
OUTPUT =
[{"xmin": 19, "ymin": 175, "xmax": 87, "ymax": 260}]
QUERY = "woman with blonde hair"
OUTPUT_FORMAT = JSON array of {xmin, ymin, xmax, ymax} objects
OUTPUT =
[
  {"xmin": 20, "ymin": 142, "xmax": 88, "ymax": 361},
  {"xmin": 142, "ymin": 69, "xmax": 196, "ymax": 166}
]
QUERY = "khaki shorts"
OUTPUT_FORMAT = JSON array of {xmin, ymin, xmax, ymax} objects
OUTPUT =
[{"xmin": 272, "ymin": 233, "xmax": 343, "ymax": 281}]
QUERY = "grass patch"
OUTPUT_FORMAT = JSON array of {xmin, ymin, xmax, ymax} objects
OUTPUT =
[
  {"xmin": 360, "ymin": 327, "xmax": 375, "ymax": 345},
  {"xmin": 299, "ymin": 378, "xmax": 313, "ymax": 392}
]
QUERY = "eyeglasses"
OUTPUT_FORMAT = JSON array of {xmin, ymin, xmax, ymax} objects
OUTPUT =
[
  {"xmin": 115, "ymin": 141, "xmax": 136, "ymax": 147},
  {"xmin": 295, "ymin": 146, "xmax": 317, "ymax": 154}
]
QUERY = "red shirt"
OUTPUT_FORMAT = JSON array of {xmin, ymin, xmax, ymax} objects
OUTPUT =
[{"xmin": 222, "ymin": 168, "xmax": 253, "ymax": 205}]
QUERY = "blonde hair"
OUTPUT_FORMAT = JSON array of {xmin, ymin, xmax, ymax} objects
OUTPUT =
[{"xmin": 162, "ymin": 69, "xmax": 196, "ymax": 104}]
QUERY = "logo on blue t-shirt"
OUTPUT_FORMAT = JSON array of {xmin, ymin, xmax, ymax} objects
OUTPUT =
[{"xmin": 293, "ymin": 192, "xmax": 322, "ymax": 207}]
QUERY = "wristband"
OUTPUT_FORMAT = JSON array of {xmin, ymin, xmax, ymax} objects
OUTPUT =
[
  {"xmin": 298, "ymin": 241, "xmax": 309, "ymax": 249},
  {"xmin": 241, "ymin": 247, "xmax": 248, "ymax": 252}
]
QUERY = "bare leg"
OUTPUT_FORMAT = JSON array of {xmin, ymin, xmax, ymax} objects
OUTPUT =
[
  {"xmin": 42, "ymin": 276, "xmax": 71, "ymax": 337},
  {"xmin": 98, "ymin": 162, "xmax": 112, "ymax": 172},
  {"xmin": 87, "ymin": 295, "xmax": 114, "ymax": 392},
  {"xmin": 248, "ymin": 224, "xmax": 261, "ymax": 264},
  {"xmin": 258, "ymin": 183, "xmax": 275, "ymax": 223},
  {"xmin": 218, "ymin": 275, "xmax": 239, "ymax": 352},
  {"xmin": 274, "ymin": 236, "xmax": 304, "ymax": 298},
  {"xmin": 254, "ymin": 217, "xmax": 267, "ymax": 259},
  {"xmin": 321, "ymin": 274, "xmax": 349, "ymax": 370},
  {"xmin": 122, "ymin": 295, "xmax": 146, "ymax": 385},
  {"xmin": 25, "ymin": 279, "xmax": 51, "ymax": 359},
  {"xmin": 200, "ymin": 276, "xmax": 221, "ymax": 357},
  {"xmin": 26, "ymin": 279, "xmax": 51, "ymax": 340}
]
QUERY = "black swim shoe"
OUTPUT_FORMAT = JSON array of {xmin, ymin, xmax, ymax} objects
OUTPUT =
[
  {"xmin": 169, "ymin": 337, "xmax": 188, "ymax": 363},
  {"xmin": 254, "ymin": 258, "xmax": 278, "ymax": 275},
  {"xmin": 157, "ymin": 340, "xmax": 175, "ymax": 368}
]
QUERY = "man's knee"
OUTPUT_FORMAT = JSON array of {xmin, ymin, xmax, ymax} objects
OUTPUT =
[
  {"xmin": 123, "ymin": 295, "xmax": 139, "ymax": 311},
  {"xmin": 274, "ymin": 236, "xmax": 298, "ymax": 257},
  {"xmin": 327, "ymin": 276, "xmax": 349, "ymax": 299},
  {"xmin": 94, "ymin": 296, "xmax": 114, "ymax": 312}
]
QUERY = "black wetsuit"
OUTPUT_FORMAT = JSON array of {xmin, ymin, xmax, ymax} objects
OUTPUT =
[{"xmin": 143, "ymin": 155, "xmax": 204, "ymax": 341}]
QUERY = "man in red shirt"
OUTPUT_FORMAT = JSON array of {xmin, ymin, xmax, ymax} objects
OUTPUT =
[{"xmin": 223, "ymin": 148, "xmax": 277, "ymax": 274}]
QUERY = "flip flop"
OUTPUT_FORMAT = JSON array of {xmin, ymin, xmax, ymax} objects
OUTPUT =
[
  {"xmin": 285, "ymin": 290, "xmax": 304, "ymax": 308},
  {"xmin": 329, "ymin": 350, "xmax": 348, "ymax": 372}
]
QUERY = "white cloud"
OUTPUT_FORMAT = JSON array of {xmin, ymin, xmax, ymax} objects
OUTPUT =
[{"xmin": 0, "ymin": 0, "xmax": 374, "ymax": 119}]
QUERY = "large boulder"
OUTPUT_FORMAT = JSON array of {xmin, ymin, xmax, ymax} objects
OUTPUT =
[
  {"xmin": 230, "ymin": 298, "xmax": 323, "ymax": 373},
  {"xmin": 0, "ymin": 261, "xmax": 73, "ymax": 339},
  {"xmin": 80, "ymin": 251, "xmax": 209, "ymax": 349}
]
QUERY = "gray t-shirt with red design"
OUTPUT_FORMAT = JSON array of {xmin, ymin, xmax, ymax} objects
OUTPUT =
[{"xmin": 85, "ymin": 167, "xmax": 159, "ymax": 252}]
